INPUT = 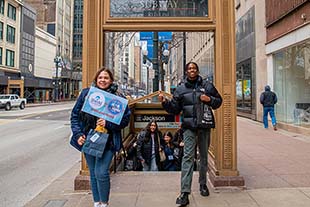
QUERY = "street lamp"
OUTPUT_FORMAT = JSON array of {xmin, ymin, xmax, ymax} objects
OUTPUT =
[
  {"xmin": 53, "ymin": 55, "xmax": 61, "ymax": 102},
  {"xmin": 160, "ymin": 48, "xmax": 170, "ymax": 91},
  {"xmin": 142, "ymin": 41, "xmax": 170, "ymax": 92}
]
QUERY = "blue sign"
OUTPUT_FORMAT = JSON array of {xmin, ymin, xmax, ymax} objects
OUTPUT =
[
  {"xmin": 82, "ymin": 86, "xmax": 128, "ymax": 125},
  {"xmin": 140, "ymin": 32, "xmax": 172, "ymax": 60}
]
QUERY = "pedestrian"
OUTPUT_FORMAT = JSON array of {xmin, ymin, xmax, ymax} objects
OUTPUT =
[
  {"xmin": 159, "ymin": 62, "xmax": 222, "ymax": 206},
  {"xmin": 260, "ymin": 85, "xmax": 278, "ymax": 130},
  {"xmin": 162, "ymin": 131, "xmax": 177, "ymax": 171},
  {"xmin": 70, "ymin": 67, "xmax": 131, "ymax": 207},
  {"xmin": 136, "ymin": 120, "xmax": 163, "ymax": 171}
]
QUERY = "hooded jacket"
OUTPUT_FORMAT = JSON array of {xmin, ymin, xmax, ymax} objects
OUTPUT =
[{"xmin": 260, "ymin": 85, "xmax": 277, "ymax": 107}]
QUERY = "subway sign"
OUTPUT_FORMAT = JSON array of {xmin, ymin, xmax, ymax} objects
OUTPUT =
[{"xmin": 134, "ymin": 114, "xmax": 180, "ymax": 129}]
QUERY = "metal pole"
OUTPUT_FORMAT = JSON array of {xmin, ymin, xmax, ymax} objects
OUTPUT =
[
  {"xmin": 54, "ymin": 59, "xmax": 59, "ymax": 102},
  {"xmin": 183, "ymin": 32, "xmax": 187, "ymax": 77},
  {"xmin": 160, "ymin": 58, "xmax": 165, "ymax": 91},
  {"xmin": 153, "ymin": 32, "xmax": 159, "ymax": 92}
]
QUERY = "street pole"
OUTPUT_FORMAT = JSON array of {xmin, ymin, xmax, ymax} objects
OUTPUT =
[
  {"xmin": 54, "ymin": 44, "xmax": 61, "ymax": 102},
  {"xmin": 153, "ymin": 32, "xmax": 159, "ymax": 92},
  {"xmin": 183, "ymin": 32, "xmax": 187, "ymax": 77},
  {"xmin": 54, "ymin": 58, "xmax": 59, "ymax": 102},
  {"xmin": 160, "ymin": 57, "xmax": 164, "ymax": 91}
]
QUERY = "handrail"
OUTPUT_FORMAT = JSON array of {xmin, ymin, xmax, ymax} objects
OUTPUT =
[{"xmin": 128, "ymin": 91, "xmax": 172, "ymax": 107}]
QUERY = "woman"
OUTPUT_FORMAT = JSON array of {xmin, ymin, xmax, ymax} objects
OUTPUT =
[
  {"xmin": 70, "ymin": 67, "xmax": 131, "ymax": 207},
  {"xmin": 162, "ymin": 131, "xmax": 177, "ymax": 171},
  {"xmin": 136, "ymin": 120, "xmax": 163, "ymax": 171}
]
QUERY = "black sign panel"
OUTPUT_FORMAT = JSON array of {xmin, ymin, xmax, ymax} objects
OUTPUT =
[{"xmin": 135, "ymin": 114, "xmax": 176, "ymax": 122}]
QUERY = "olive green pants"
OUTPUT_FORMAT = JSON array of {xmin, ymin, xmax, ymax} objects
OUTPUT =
[{"xmin": 181, "ymin": 128, "xmax": 210, "ymax": 193}]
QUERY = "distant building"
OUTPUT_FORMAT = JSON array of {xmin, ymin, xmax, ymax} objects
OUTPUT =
[
  {"xmin": 0, "ymin": 0, "xmax": 23, "ymax": 94},
  {"xmin": 235, "ymin": 0, "xmax": 310, "ymax": 134},
  {"xmin": 24, "ymin": 0, "xmax": 77, "ymax": 100},
  {"xmin": 265, "ymin": 0, "xmax": 310, "ymax": 131}
]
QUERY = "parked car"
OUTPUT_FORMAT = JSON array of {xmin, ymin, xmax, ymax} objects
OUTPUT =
[{"xmin": 0, "ymin": 94, "xmax": 27, "ymax": 111}]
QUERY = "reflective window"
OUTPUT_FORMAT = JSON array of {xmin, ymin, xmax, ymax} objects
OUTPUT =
[
  {"xmin": 6, "ymin": 49, "xmax": 15, "ymax": 67},
  {"xmin": 7, "ymin": 4, "xmax": 16, "ymax": 20},
  {"xmin": 110, "ymin": 0, "xmax": 208, "ymax": 17},
  {"xmin": 274, "ymin": 40, "xmax": 310, "ymax": 128},
  {"xmin": 236, "ymin": 58, "xmax": 252, "ymax": 111},
  {"xmin": 6, "ymin": 25, "xmax": 15, "ymax": 44}
]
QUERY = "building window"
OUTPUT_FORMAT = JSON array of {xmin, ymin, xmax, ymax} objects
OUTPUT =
[
  {"xmin": 236, "ymin": 58, "xmax": 252, "ymax": 111},
  {"xmin": 6, "ymin": 49, "xmax": 14, "ymax": 67},
  {"xmin": 47, "ymin": 23, "xmax": 55, "ymax": 36},
  {"xmin": 0, "ymin": 0, "xmax": 4, "ymax": 15},
  {"xmin": 6, "ymin": 25, "xmax": 15, "ymax": 43},
  {"xmin": 0, "ymin": 21, "xmax": 3, "ymax": 39},
  {"xmin": 7, "ymin": 4, "xmax": 16, "ymax": 20},
  {"xmin": 0, "ymin": 47, "xmax": 2, "ymax": 65}
]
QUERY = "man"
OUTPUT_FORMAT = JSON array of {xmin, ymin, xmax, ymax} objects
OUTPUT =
[
  {"xmin": 260, "ymin": 85, "xmax": 278, "ymax": 130},
  {"xmin": 159, "ymin": 62, "xmax": 222, "ymax": 206}
]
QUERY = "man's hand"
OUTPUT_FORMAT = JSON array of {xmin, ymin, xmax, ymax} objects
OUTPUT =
[
  {"xmin": 158, "ymin": 91, "xmax": 165, "ymax": 103},
  {"xmin": 200, "ymin": 94, "xmax": 211, "ymax": 102}
]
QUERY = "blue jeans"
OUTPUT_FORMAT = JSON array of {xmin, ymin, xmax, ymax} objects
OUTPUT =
[
  {"xmin": 142, "ymin": 154, "xmax": 158, "ymax": 171},
  {"xmin": 84, "ymin": 149, "xmax": 114, "ymax": 203},
  {"xmin": 263, "ymin": 106, "xmax": 277, "ymax": 128}
]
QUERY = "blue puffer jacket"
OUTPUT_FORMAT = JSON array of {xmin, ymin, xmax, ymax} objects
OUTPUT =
[{"xmin": 70, "ymin": 86, "xmax": 131, "ymax": 152}]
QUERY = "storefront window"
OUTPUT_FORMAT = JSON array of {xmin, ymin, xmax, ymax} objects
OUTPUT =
[
  {"xmin": 274, "ymin": 40, "xmax": 310, "ymax": 127},
  {"xmin": 236, "ymin": 58, "xmax": 252, "ymax": 111},
  {"xmin": 110, "ymin": 0, "xmax": 208, "ymax": 17}
]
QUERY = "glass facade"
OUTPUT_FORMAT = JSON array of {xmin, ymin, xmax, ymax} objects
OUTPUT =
[
  {"xmin": 236, "ymin": 58, "xmax": 252, "ymax": 111},
  {"xmin": 110, "ymin": 0, "xmax": 208, "ymax": 17},
  {"xmin": 235, "ymin": 7, "xmax": 255, "ymax": 116},
  {"xmin": 274, "ymin": 40, "xmax": 310, "ymax": 128}
]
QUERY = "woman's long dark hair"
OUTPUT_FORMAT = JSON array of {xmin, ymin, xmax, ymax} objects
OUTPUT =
[
  {"xmin": 143, "ymin": 120, "xmax": 160, "ymax": 142},
  {"xmin": 163, "ymin": 131, "xmax": 173, "ymax": 145}
]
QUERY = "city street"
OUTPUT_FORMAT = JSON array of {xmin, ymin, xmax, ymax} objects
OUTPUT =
[{"xmin": 0, "ymin": 103, "xmax": 80, "ymax": 207}]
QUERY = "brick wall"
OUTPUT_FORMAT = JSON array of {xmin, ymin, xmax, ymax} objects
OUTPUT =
[{"xmin": 265, "ymin": 0, "xmax": 309, "ymax": 42}]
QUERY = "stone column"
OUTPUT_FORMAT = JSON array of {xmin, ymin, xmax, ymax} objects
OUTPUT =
[
  {"xmin": 208, "ymin": 0, "xmax": 244, "ymax": 187},
  {"xmin": 75, "ymin": 0, "xmax": 103, "ymax": 190}
]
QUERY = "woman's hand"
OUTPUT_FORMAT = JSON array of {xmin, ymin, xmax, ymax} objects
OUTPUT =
[
  {"xmin": 77, "ymin": 135, "xmax": 86, "ymax": 146},
  {"xmin": 97, "ymin": 118, "xmax": 106, "ymax": 127}
]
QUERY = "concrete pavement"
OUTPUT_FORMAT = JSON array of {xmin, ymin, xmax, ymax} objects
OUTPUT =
[{"xmin": 25, "ymin": 117, "xmax": 310, "ymax": 207}]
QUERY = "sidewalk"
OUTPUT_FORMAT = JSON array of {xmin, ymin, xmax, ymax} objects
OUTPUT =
[{"xmin": 25, "ymin": 117, "xmax": 310, "ymax": 207}]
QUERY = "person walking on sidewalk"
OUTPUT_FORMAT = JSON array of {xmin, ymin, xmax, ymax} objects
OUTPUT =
[
  {"xmin": 159, "ymin": 62, "xmax": 222, "ymax": 206},
  {"xmin": 260, "ymin": 85, "xmax": 278, "ymax": 130},
  {"xmin": 70, "ymin": 67, "xmax": 131, "ymax": 207}
]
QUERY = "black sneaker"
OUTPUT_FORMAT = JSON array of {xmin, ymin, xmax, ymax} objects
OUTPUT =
[
  {"xmin": 176, "ymin": 192, "xmax": 189, "ymax": 206},
  {"xmin": 200, "ymin": 184, "xmax": 210, "ymax": 196}
]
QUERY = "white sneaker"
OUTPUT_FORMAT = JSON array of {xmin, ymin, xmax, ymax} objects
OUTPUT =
[{"xmin": 100, "ymin": 203, "xmax": 108, "ymax": 207}]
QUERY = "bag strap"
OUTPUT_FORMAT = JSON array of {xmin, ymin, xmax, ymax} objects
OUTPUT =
[{"xmin": 157, "ymin": 134, "xmax": 161, "ymax": 150}]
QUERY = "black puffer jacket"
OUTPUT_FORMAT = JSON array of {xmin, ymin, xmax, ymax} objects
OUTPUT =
[
  {"xmin": 162, "ymin": 76, "xmax": 222, "ymax": 129},
  {"xmin": 136, "ymin": 130, "xmax": 163, "ymax": 165}
]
